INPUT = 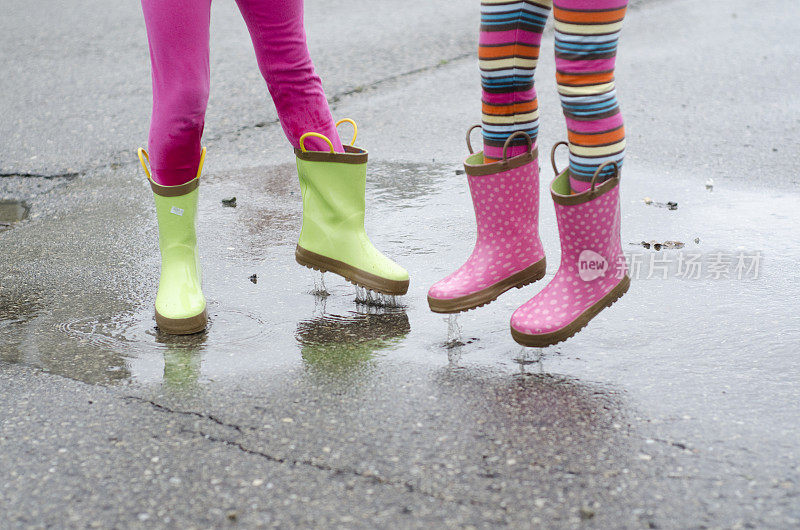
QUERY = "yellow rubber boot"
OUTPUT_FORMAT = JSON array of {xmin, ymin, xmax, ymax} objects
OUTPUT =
[
  {"xmin": 294, "ymin": 120, "xmax": 409, "ymax": 295},
  {"xmin": 138, "ymin": 148, "xmax": 207, "ymax": 335}
]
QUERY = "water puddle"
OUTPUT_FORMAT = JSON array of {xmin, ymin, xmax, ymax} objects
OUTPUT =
[
  {"xmin": 2, "ymin": 161, "xmax": 798, "ymax": 391},
  {"xmin": 0, "ymin": 200, "xmax": 29, "ymax": 231},
  {"xmin": 297, "ymin": 309, "xmax": 410, "ymax": 376},
  {"xmin": 57, "ymin": 301, "xmax": 271, "ymax": 358},
  {"xmin": 0, "ymin": 296, "xmax": 43, "ymax": 365}
]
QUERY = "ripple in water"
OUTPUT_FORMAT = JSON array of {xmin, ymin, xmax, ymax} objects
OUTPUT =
[{"xmin": 57, "ymin": 302, "xmax": 271, "ymax": 357}]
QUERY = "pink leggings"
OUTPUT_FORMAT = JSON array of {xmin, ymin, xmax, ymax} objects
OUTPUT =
[{"xmin": 142, "ymin": 0, "xmax": 343, "ymax": 186}]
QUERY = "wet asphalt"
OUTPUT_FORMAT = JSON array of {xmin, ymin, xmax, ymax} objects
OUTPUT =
[{"xmin": 2, "ymin": 0, "xmax": 800, "ymax": 527}]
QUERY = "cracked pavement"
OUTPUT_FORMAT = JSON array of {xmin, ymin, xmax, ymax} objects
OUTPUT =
[{"xmin": 2, "ymin": 0, "xmax": 800, "ymax": 528}]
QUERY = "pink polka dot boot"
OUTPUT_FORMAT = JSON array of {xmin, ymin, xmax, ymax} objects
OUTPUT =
[
  {"xmin": 428, "ymin": 128, "xmax": 547, "ymax": 313},
  {"xmin": 510, "ymin": 142, "xmax": 630, "ymax": 347}
]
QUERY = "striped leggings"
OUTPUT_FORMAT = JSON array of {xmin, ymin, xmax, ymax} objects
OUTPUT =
[{"xmin": 480, "ymin": 0, "xmax": 627, "ymax": 193}]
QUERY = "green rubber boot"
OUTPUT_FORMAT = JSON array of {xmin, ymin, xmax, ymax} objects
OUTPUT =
[
  {"xmin": 293, "ymin": 121, "xmax": 409, "ymax": 295},
  {"xmin": 138, "ymin": 148, "xmax": 207, "ymax": 335}
]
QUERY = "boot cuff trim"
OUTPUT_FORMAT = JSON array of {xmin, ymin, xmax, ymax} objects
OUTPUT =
[
  {"xmin": 463, "ymin": 148, "xmax": 538, "ymax": 176},
  {"xmin": 294, "ymin": 145, "xmax": 368, "ymax": 164},
  {"xmin": 150, "ymin": 177, "xmax": 199, "ymax": 197},
  {"xmin": 550, "ymin": 169, "xmax": 619, "ymax": 206}
]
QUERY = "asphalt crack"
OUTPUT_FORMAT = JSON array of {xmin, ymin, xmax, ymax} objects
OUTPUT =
[
  {"xmin": 329, "ymin": 52, "xmax": 473, "ymax": 104},
  {"xmin": 650, "ymin": 437, "xmax": 692, "ymax": 451},
  {"xmin": 205, "ymin": 51, "xmax": 473, "ymax": 142},
  {"xmin": 129, "ymin": 395, "xmax": 509, "ymax": 514},
  {"xmin": 194, "ymin": 428, "xmax": 510, "ymax": 516},
  {"xmin": 5, "ymin": 51, "xmax": 475, "ymax": 177},
  {"xmin": 0, "ymin": 171, "xmax": 80, "ymax": 180},
  {"xmin": 124, "ymin": 396, "xmax": 243, "ymax": 433}
]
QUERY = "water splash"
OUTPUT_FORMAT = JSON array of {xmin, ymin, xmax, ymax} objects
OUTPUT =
[
  {"xmin": 311, "ymin": 272, "xmax": 330, "ymax": 298},
  {"xmin": 312, "ymin": 292, "xmax": 328, "ymax": 316},
  {"xmin": 513, "ymin": 347, "xmax": 545, "ymax": 375},
  {"xmin": 444, "ymin": 314, "xmax": 464, "ymax": 348},
  {"xmin": 354, "ymin": 285, "xmax": 403, "ymax": 308},
  {"xmin": 447, "ymin": 346, "xmax": 462, "ymax": 365}
]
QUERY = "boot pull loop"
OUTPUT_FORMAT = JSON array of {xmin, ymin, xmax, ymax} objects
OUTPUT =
[
  {"xmin": 138, "ymin": 147, "xmax": 205, "ymax": 184},
  {"xmin": 589, "ymin": 161, "xmax": 620, "ymax": 192},
  {"xmin": 299, "ymin": 132, "xmax": 335, "ymax": 154},
  {"xmin": 550, "ymin": 141, "xmax": 569, "ymax": 176},
  {"xmin": 137, "ymin": 148, "xmax": 152, "ymax": 180},
  {"xmin": 196, "ymin": 147, "xmax": 207, "ymax": 179},
  {"xmin": 465, "ymin": 124, "xmax": 482, "ymax": 154},
  {"xmin": 502, "ymin": 131, "xmax": 532, "ymax": 163},
  {"xmin": 335, "ymin": 118, "xmax": 358, "ymax": 146}
]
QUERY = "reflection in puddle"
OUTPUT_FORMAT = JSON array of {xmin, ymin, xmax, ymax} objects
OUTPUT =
[
  {"xmin": 0, "ymin": 295, "xmax": 42, "ymax": 365},
  {"xmin": 446, "ymin": 343, "xmax": 463, "ymax": 366},
  {"xmin": 512, "ymin": 347, "xmax": 546, "ymax": 375},
  {"xmin": 0, "ymin": 200, "xmax": 29, "ymax": 230},
  {"xmin": 48, "ymin": 303, "xmax": 277, "ymax": 386},
  {"xmin": 152, "ymin": 327, "xmax": 207, "ymax": 390},
  {"xmin": 162, "ymin": 345, "xmax": 203, "ymax": 391},
  {"xmin": 433, "ymin": 365, "xmax": 624, "ymax": 442},
  {"xmin": 296, "ymin": 309, "xmax": 410, "ymax": 378}
]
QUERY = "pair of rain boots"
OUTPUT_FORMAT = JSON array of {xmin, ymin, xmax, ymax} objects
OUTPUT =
[
  {"xmin": 138, "ymin": 119, "xmax": 408, "ymax": 335},
  {"xmin": 427, "ymin": 129, "xmax": 630, "ymax": 347}
]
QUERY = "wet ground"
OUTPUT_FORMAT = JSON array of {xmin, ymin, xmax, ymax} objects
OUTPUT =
[
  {"xmin": 0, "ymin": 200, "xmax": 29, "ymax": 232},
  {"xmin": 2, "ymin": 0, "xmax": 800, "ymax": 527}
]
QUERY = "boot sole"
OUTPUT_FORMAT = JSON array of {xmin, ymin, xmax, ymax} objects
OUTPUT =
[
  {"xmin": 296, "ymin": 245, "xmax": 410, "ymax": 296},
  {"xmin": 510, "ymin": 274, "xmax": 630, "ymax": 347},
  {"xmin": 155, "ymin": 308, "xmax": 208, "ymax": 335},
  {"xmin": 427, "ymin": 258, "xmax": 547, "ymax": 314}
]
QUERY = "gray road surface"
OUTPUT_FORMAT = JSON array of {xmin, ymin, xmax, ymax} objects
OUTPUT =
[{"xmin": 1, "ymin": 0, "xmax": 799, "ymax": 527}]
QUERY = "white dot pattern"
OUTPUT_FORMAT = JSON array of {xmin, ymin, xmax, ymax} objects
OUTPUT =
[
  {"xmin": 428, "ymin": 159, "xmax": 545, "ymax": 300},
  {"xmin": 510, "ymin": 185, "xmax": 628, "ymax": 335}
]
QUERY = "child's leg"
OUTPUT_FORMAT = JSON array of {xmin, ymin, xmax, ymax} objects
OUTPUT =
[
  {"xmin": 480, "ymin": 0, "xmax": 552, "ymax": 162},
  {"xmin": 553, "ymin": 0, "xmax": 627, "ymax": 193},
  {"xmin": 141, "ymin": 0, "xmax": 212, "ymax": 186},
  {"xmin": 235, "ymin": 0, "xmax": 343, "ymax": 153}
]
